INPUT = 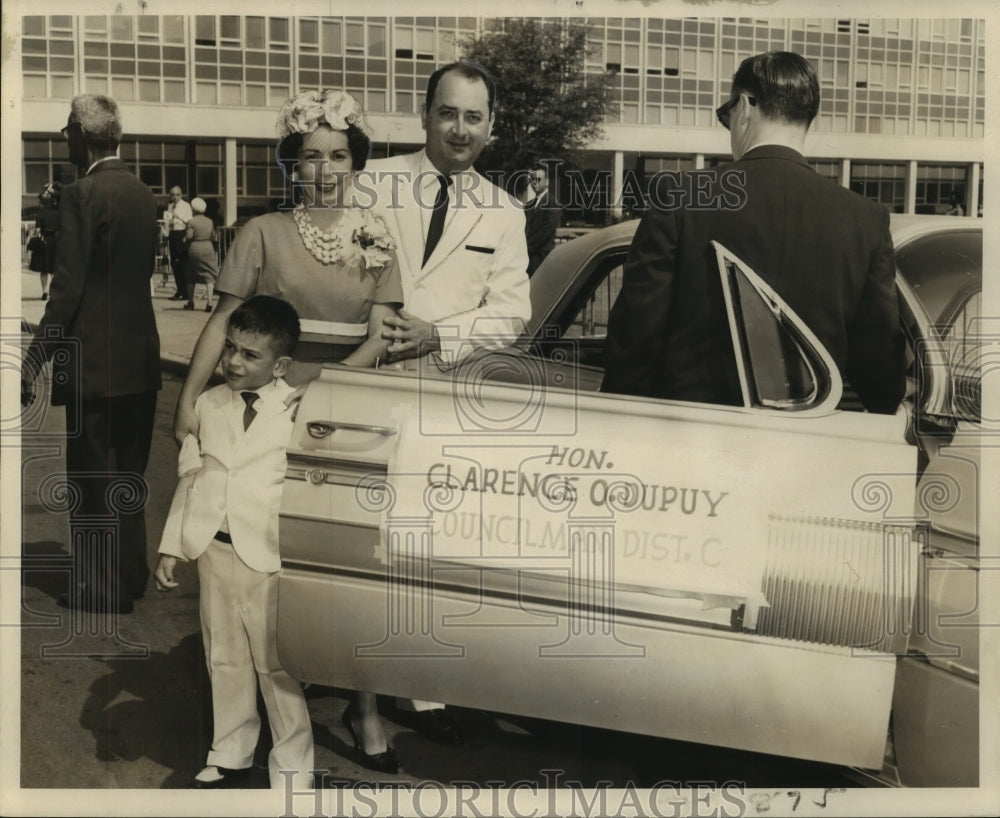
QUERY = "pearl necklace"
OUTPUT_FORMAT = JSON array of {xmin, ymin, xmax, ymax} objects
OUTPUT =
[{"xmin": 293, "ymin": 204, "xmax": 345, "ymax": 265}]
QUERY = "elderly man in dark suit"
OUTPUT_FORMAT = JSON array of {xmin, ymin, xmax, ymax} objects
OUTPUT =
[
  {"xmin": 22, "ymin": 94, "xmax": 161, "ymax": 615},
  {"xmin": 602, "ymin": 51, "xmax": 905, "ymax": 415}
]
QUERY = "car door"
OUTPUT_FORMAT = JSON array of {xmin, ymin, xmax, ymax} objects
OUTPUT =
[{"xmin": 277, "ymin": 242, "xmax": 920, "ymax": 770}]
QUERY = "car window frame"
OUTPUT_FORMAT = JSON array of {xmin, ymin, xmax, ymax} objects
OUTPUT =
[
  {"xmin": 526, "ymin": 238, "xmax": 842, "ymax": 415},
  {"xmin": 713, "ymin": 241, "xmax": 841, "ymax": 414}
]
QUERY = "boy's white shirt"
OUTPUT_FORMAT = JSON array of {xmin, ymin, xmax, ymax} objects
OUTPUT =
[{"xmin": 158, "ymin": 378, "xmax": 296, "ymax": 573}]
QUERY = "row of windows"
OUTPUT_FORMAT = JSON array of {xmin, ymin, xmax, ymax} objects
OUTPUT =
[
  {"xmin": 23, "ymin": 135, "xmax": 982, "ymax": 216},
  {"xmin": 23, "ymin": 14, "xmax": 983, "ymax": 45},
  {"xmin": 548, "ymin": 16, "xmax": 984, "ymax": 131},
  {"xmin": 21, "ymin": 15, "xmax": 986, "ymax": 135},
  {"xmin": 563, "ymin": 158, "xmax": 981, "ymax": 223}
]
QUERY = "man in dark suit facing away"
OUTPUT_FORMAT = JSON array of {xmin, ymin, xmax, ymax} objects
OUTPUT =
[
  {"xmin": 22, "ymin": 94, "xmax": 161, "ymax": 615},
  {"xmin": 602, "ymin": 51, "xmax": 905, "ymax": 415}
]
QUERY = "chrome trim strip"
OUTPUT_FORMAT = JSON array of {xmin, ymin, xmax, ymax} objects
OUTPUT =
[{"xmin": 278, "ymin": 560, "xmax": 740, "ymax": 633}]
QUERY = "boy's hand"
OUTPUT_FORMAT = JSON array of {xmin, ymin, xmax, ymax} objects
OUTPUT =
[{"xmin": 154, "ymin": 555, "xmax": 180, "ymax": 591}]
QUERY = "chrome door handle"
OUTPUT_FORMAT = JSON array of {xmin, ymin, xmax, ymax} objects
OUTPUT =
[{"xmin": 306, "ymin": 421, "xmax": 397, "ymax": 440}]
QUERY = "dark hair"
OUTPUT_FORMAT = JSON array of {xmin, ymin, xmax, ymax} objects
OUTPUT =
[
  {"xmin": 731, "ymin": 51, "xmax": 820, "ymax": 126},
  {"xmin": 425, "ymin": 61, "xmax": 497, "ymax": 116},
  {"xmin": 227, "ymin": 295, "xmax": 301, "ymax": 358},
  {"xmin": 277, "ymin": 121, "xmax": 371, "ymax": 178}
]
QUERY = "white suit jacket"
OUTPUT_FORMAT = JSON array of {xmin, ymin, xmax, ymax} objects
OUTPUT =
[
  {"xmin": 361, "ymin": 151, "xmax": 531, "ymax": 365},
  {"xmin": 158, "ymin": 380, "xmax": 296, "ymax": 573}
]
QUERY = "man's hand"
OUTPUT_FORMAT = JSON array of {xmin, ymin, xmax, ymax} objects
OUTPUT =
[
  {"xmin": 154, "ymin": 555, "xmax": 179, "ymax": 591},
  {"xmin": 21, "ymin": 373, "xmax": 36, "ymax": 409},
  {"xmin": 173, "ymin": 401, "xmax": 200, "ymax": 448},
  {"xmin": 382, "ymin": 309, "xmax": 440, "ymax": 362}
]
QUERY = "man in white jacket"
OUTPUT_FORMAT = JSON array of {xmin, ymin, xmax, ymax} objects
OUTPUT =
[
  {"xmin": 364, "ymin": 61, "xmax": 531, "ymax": 369},
  {"xmin": 361, "ymin": 61, "xmax": 533, "ymax": 743}
]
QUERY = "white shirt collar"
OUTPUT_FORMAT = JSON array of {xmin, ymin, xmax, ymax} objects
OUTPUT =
[
  {"xmin": 417, "ymin": 151, "xmax": 449, "ymax": 193},
  {"xmin": 86, "ymin": 154, "xmax": 118, "ymax": 175},
  {"xmin": 416, "ymin": 151, "xmax": 457, "ymax": 232},
  {"xmin": 416, "ymin": 150, "xmax": 480, "ymax": 191},
  {"xmin": 230, "ymin": 379, "xmax": 278, "ymax": 406}
]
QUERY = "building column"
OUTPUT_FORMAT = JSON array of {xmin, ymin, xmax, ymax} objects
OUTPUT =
[
  {"xmin": 224, "ymin": 137, "xmax": 238, "ymax": 227},
  {"xmin": 840, "ymin": 158, "xmax": 851, "ymax": 189},
  {"xmin": 695, "ymin": 153, "xmax": 706, "ymax": 170},
  {"xmin": 904, "ymin": 160, "xmax": 918, "ymax": 215},
  {"xmin": 967, "ymin": 162, "xmax": 981, "ymax": 217},
  {"xmin": 611, "ymin": 151, "xmax": 624, "ymax": 222}
]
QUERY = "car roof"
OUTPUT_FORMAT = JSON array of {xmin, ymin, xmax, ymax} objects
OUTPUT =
[
  {"xmin": 528, "ymin": 220, "xmax": 639, "ymax": 335},
  {"xmin": 888, "ymin": 213, "xmax": 981, "ymax": 245},
  {"xmin": 891, "ymin": 218, "xmax": 982, "ymax": 325}
]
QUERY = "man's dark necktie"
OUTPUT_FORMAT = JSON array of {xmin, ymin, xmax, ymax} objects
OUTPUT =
[
  {"xmin": 422, "ymin": 174, "xmax": 451, "ymax": 267},
  {"xmin": 241, "ymin": 391, "xmax": 259, "ymax": 431}
]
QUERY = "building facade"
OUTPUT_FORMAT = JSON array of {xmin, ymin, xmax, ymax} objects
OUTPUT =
[{"xmin": 19, "ymin": 15, "xmax": 985, "ymax": 225}]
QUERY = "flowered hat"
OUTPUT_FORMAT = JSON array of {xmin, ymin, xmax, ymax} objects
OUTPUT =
[{"xmin": 275, "ymin": 89, "xmax": 369, "ymax": 139}]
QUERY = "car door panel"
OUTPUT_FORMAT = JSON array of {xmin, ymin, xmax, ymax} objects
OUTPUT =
[
  {"xmin": 279, "ymin": 569, "xmax": 898, "ymax": 769},
  {"xmin": 278, "ymin": 365, "xmax": 918, "ymax": 769}
]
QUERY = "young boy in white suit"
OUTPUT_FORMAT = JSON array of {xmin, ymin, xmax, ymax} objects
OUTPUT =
[{"xmin": 154, "ymin": 295, "xmax": 314, "ymax": 790}]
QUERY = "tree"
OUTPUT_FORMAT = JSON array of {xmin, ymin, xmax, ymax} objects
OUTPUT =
[{"xmin": 462, "ymin": 18, "xmax": 613, "ymax": 185}]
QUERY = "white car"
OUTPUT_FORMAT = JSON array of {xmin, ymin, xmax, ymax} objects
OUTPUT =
[{"xmin": 276, "ymin": 214, "xmax": 982, "ymax": 787}]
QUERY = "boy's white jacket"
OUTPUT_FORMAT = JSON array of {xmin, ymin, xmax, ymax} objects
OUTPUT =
[{"xmin": 158, "ymin": 380, "xmax": 296, "ymax": 573}]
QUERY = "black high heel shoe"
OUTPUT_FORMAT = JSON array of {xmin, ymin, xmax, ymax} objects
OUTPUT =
[{"xmin": 341, "ymin": 703, "xmax": 399, "ymax": 774}]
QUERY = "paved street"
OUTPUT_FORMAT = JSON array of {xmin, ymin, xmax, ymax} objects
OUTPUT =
[{"xmin": 14, "ymin": 268, "xmax": 862, "ymax": 794}]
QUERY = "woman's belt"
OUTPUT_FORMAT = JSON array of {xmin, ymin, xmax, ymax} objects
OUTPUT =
[{"xmin": 299, "ymin": 318, "xmax": 368, "ymax": 337}]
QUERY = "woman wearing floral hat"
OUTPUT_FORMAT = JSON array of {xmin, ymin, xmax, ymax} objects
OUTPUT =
[{"xmin": 172, "ymin": 90, "xmax": 402, "ymax": 774}]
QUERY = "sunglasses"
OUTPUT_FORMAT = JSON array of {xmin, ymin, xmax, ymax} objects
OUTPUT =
[{"xmin": 715, "ymin": 95, "xmax": 756, "ymax": 130}]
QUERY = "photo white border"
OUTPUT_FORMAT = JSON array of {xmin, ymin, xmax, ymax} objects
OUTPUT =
[{"xmin": 2, "ymin": 0, "xmax": 997, "ymax": 816}]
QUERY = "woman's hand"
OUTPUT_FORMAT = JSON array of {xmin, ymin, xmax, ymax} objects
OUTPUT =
[
  {"xmin": 283, "ymin": 385, "xmax": 309, "ymax": 422},
  {"xmin": 173, "ymin": 399, "xmax": 200, "ymax": 448}
]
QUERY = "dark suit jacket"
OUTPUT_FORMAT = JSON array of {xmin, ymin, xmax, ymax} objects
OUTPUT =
[
  {"xmin": 602, "ymin": 145, "xmax": 905, "ymax": 414},
  {"xmin": 27, "ymin": 158, "xmax": 161, "ymax": 405},
  {"xmin": 524, "ymin": 190, "xmax": 562, "ymax": 276}
]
